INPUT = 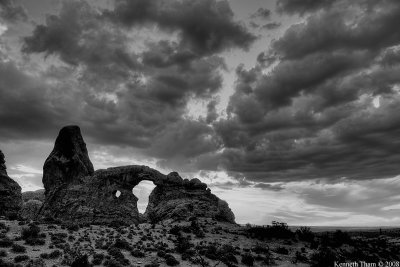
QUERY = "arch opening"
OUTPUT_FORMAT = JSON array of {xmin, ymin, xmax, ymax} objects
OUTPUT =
[
  {"xmin": 113, "ymin": 190, "xmax": 121, "ymax": 199},
  {"xmin": 132, "ymin": 180, "xmax": 156, "ymax": 214}
]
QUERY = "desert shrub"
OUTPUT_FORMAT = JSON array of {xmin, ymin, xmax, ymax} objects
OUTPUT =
[
  {"xmin": 7, "ymin": 212, "xmax": 19, "ymax": 221},
  {"xmin": 114, "ymin": 238, "xmax": 131, "ymax": 251},
  {"xmin": 66, "ymin": 224, "xmax": 80, "ymax": 232},
  {"xmin": 310, "ymin": 239, "xmax": 319, "ymax": 249},
  {"xmin": 169, "ymin": 226, "xmax": 182, "ymax": 236},
  {"xmin": 25, "ymin": 238, "xmax": 45, "ymax": 246},
  {"xmin": 320, "ymin": 230, "xmax": 352, "ymax": 248},
  {"xmin": 0, "ymin": 250, "xmax": 7, "ymax": 257},
  {"xmin": 241, "ymin": 253, "xmax": 254, "ymax": 266},
  {"xmin": 109, "ymin": 221, "xmax": 125, "ymax": 229},
  {"xmin": 0, "ymin": 237, "xmax": 13, "ymax": 247},
  {"xmin": 11, "ymin": 244, "xmax": 26, "ymax": 253},
  {"xmin": 131, "ymin": 249, "xmax": 145, "ymax": 257},
  {"xmin": 310, "ymin": 247, "xmax": 341, "ymax": 267},
  {"xmin": 296, "ymin": 227, "xmax": 315, "ymax": 242},
  {"xmin": 104, "ymin": 258, "xmax": 124, "ymax": 267},
  {"xmin": 14, "ymin": 255, "xmax": 29, "ymax": 263},
  {"xmin": 202, "ymin": 243, "xmax": 219, "ymax": 260},
  {"xmin": 332, "ymin": 230, "xmax": 352, "ymax": 246},
  {"xmin": 195, "ymin": 230, "xmax": 205, "ymax": 238},
  {"xmin": 0, "ymin": 258, "xmax": 19, "ymax": 267},
  {"xmin": 25, "ymin": 258, "xmax": 46, "ymax": 267},
  {"xmin": 157, "ymin": 250, "xmax": 166, "ymax": 258},
  {"xmin": 21, "ymin": 224, "xmax": 40, "ymax": 240},
  {"xmin": 194, "ymin": 243, "xmax": 237, "ymax": 265},
  {"xmin": 190, "ymin": 219, "xmax": 200, "ymax": 231},
  {"xmin": 219, "ymin": 244, "xmax": 238, "ymax": 265},
  {"xmin": 48, "ymin": 250, "xmax": 62, "ymax": 259},
  {"xmin": 108, "ymin": 246, "xmax": 124, "ymax": 259},
  {"xmin": 252, "ymin": 243, "xmax": 269, "ymax": 254},
  {"xmin": 174, "ymin": 236, "xmax": 192, "ymax": 254},
  {"xmin": 0, "ymin": 222, "xmax": 9, "ymax": 232},
  {"xmin": 275, "ymin": 246, "xmax": 289, "ymax": 255},
  {"xmin": 47, "ymin": 225, "xmax": 56, "ymax": 230},
  {"xmin": 246, "ymin": 221, "xmax": 294, "ymax": 240},
  {"xmin": 71, "ymin": 254, "xmax": 90, "ymax": 267},
  {"xmin": 165, "ymin": 254, "xmax": 179, "ymax": 266},
  {"xmin": 21, "ymin": 224, "xmax": 45, "ymax": 246},
  {"xmin": 293, "ymin": 251, "xmax": 308, "ymax": 263},
  {"xmin": 107, "ymin": 246, "xmax": 129, "ymax": 265},
  {"xmin": 50, "ymin": 233, "xmax": 67, "ymax": 245},
  {"xmin": 61, "ymin": 245, "xmax": 87, "ymax": 266},
  {"xmin": 92, "ymin": 253, "xmax": 104, "ymax": 265}
]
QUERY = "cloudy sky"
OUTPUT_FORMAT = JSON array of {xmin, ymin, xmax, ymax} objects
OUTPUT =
[{"xmin": 2, "ymin": 0, "xmax": 400, "ymax": 226}]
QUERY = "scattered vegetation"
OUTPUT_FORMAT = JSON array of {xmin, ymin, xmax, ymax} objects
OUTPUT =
[
  {"xmin": 246, "ymin": 221, "xmax": 294, "ymax": 240},
  {"xmin": 14, "ymin": 255, "xmax": 29, "ymax": 263},
  {"xmin": 11, "ymin": 244, "xmax": 26, "ymax": 253},
  {"xmin": 0, "ymin": 218, "xmax": 399, "ymax": 266},
  {"xmin": 21, "ymin": 223, "xmax": 45, "ymax": 246}
]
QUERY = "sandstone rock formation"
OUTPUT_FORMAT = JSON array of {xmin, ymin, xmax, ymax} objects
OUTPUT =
[
  {"xmin": 0, "ymin": 150, "xmax": 23, "ymax": 219},
  {"xmin": 39, "ymin": 126, "xmax": 235, "ymax": 225},
  {"xmin": 145, "ymin": 175, "xmax": 235, "ymax": 223}
]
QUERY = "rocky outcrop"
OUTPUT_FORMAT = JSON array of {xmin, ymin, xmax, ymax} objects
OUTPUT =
[
  {"xmin": 0, "ymin": 150, "xmax": 23, "ymax": 219},
  {"xmin": 39, "ymin": 125, "xmax": 235, "ymax": 225},
  {"xmin": 43, "ymin": 126, "xmax": 94, "ymax": 193},
  {"xmin": 145, "ymin": 175, "xmax": 235, "ymax": 223}
]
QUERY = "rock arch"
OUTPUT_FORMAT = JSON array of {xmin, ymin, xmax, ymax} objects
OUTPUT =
[
  {"xmin": 39, "ymin": 126, "xmax": 235, "ymax": 225},
  {"xmin": 132, "ymin": 180, "xmax": 156, "ymax": 214}
]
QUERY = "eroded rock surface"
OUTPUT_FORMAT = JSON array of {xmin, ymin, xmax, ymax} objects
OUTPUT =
[
  {"xmin": 43, "ymin": 126, "xmax": 94, "ymax": 193},
  {"xmin": 40, "ymin": 126, "xmax": 235, "ymax": 225},
  {"xmin": 145, "ymin": 174, "xmax": 235, "ymax": 223},
  {"xmin": 0, "ymin": 150, "xmax": 23, "ymax": 218}
]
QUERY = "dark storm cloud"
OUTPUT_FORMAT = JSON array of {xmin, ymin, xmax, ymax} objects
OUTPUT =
[
  {"xmin": 381, "ymin": 48, "xmax": 400, "ymax": 67},
  {"xmin": 141, "ymin": 41, "xmax": 197, "ymax": 69},
  {"xmin": 206, "ymin": 99, "xmax": 219, "ymax": 124},
  {"xmin": 232, "ymin": 50, "xmax": 373, "ymax": 114},
  {"xmin": 8, "ymin": 0, "xmax": 400, "ymax": 187},
  {"xmin": 251, "ymin": 8, "xmax": 271, "ymax": 20},
  {"xmin": 6, "ymin": 0, "xmax": 255, "ymax": 171},
  {"xmin": 276, "ymin": 0, "xmax": 336, "ymax": 15},
  {"xmin": 0, "ymin": 0, "xmax": 27, "ymax": 22},
  {"xmin": 273, "ymin": 0, "xmax": 400, "ymax": 60},
  {"xmin": 208, "ymin": 0, "xmax": 400, "ymax": 182},
  {"xmin": 22, "ymin": 1, "xmax": 141, "ymax": 92},
  {"xmin": 261, "ymin": 22, "xmax": 281, "ymax": 30},
  {"xmin": 0, "ymin": 61, "xmax": 72, "ymax": 140},
  {"xmin": 148, "ymin": 120, "xmax": 220, "ymax": 159},
  {"xmin": 254, "ymin": 183, "xmax": 284, "ymax": 191},
  {"xmin": 107, "ymin": 0, "xmax": 256, "ymax": 56}
]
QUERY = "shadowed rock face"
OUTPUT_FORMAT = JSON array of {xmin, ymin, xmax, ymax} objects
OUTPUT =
[
  {"xmin": 0, "ymin": 150, "xmax": 23, "ymax": 218},
  {"xmin": 40, "ymin": 126, "xmax": 235, "ymax": 225},
  {"xmin": 43, "ymin": 126, "xmax": 94, "ymax": 193}
]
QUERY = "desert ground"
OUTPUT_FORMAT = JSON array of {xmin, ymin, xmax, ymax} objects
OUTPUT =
[{"xmin": 1, "ymin": 218, "xmax": 400, "ymax": 267}]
